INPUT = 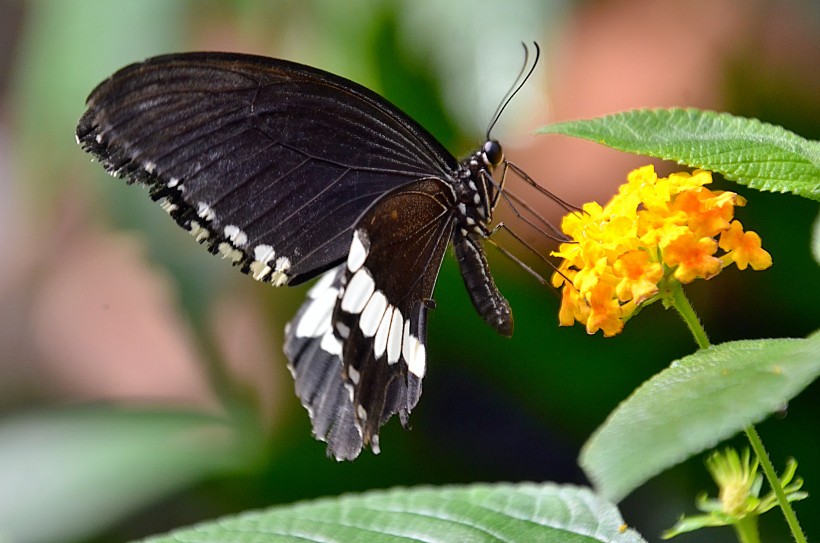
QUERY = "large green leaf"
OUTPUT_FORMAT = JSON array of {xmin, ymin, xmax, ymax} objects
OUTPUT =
[
  {"xmin": 539, "ymin": 109, "xmax": 820, "ymax": 201},
  {"xmin": 138, "ymin": 483, "xmax": 646, "ymax": 543},
  {"xmin": 580, "ymin": 333, "xmax": 820, "ymax": 502},
  {"xmin": 0, "ymin": 407, "xmax": 240, "ymax": 543}
]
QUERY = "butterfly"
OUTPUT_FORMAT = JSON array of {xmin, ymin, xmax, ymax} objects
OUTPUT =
[{"xmin": 76, "ymin": 47, "xmax": 555, "ymax": 460}]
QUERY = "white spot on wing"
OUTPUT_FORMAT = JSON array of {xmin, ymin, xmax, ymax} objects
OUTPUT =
[
  {"xmin": 347, "ymin": 230, "xmax": 368, "ymax": 272},
  {"xmin": 218, "ymin": 242, "xmax": 243, "ymax": 263},
  {"xmin": 320, "ymin": 330, "xmax": 343, "ymax": 355},
  {"xmin": 188, "ymin": 220, "xmax": 210, "ymax": 242},
  {"xmin": 144, "ymin": 161, "xmax": 156, "ymax": 174},
  {"xmin": 348, "ymin": 365, "xmax": 360, "ymax": 385},
  {"xmin": 249, "ymin": 262, "xmax": 271, "ymax": 281},
  {"xmin": 270, "ymin": 256, "xmax": 291, "ymax": 286},
  {"xmin": 167, "ymin": 177, "xmax": 180, "ymax": 188},
  {"xmin": 402, "ymin": 322, "xmax": 426, "ymax": 378},
  {"xmin": 295, "ymin": 285, "xmax": 339, "ymax": 338},
  {"xmin": 253, "ymin": 244, "xmax": 275, "ymax": 264},
  {"xmin": 335, "ymin": 321, "xmax": 350, "ymax": 339},
  {"xmin": 275, "ymin": 256, "xmax": 291, "ymax": 271},
  {"xmin": 307, "ymin": 269, "xmax": 338, "ymax": 299},
  {"xmin": 374, "ymin": 305, "xmax": 391, "ymax": 359},
  {"xmin": 341, "ymin": 268, "xmax": 374, "ymax": 314},
  {"xmin": 359, "ymin": 290, "xmax": 387, "ymax": 338},
  {"xmin": 356, "ymin": 404, "xmax": 367, "ymax": 421},
  {"xmin": 250, "ymin": 244, "xmax": 279, "ymax": 280},
  {"xmin": 387, "ymin": 307, "xmax": 404, "ymax": 364},
  {"xmin": 224, "ymin": 225, "xmax": 248, "ymax": 247},
  {"xmin": 158, "ymin": 197, "xmax": 177, "ymax": 214},
  {"xmin": 408, "ymin": 339, "xmax": 426, "ymax": 378},
  {"xmin": 402, "ymin": 321, "xmax": 411, "ymax": 357},
  {"xmin": 197, "ymin": 201, "xmax": 216, "ymax": 222}
]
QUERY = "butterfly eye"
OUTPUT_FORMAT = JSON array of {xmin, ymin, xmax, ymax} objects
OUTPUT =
[{"xmin": 483, "ymin": 140, "xmax": 504, "ymax": 167}]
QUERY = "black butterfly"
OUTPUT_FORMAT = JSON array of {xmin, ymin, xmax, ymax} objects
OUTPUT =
[{"xmin": 76, "ymin": 50, "xmax": 549, "ymax": 460}]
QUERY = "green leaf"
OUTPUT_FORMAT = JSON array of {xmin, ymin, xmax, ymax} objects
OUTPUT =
[
  {"xmin": 662, "ymin": 513, "xmax": 730, "ymax": 539},
  {"xmin": 579, "ymin": 333, "xmax": 820, "ymax": 502},
  {"xmin": 0, "ymin": 407, "xmax": 240, "ymax": 543},
  {"xmin": 137, "ymin": 483, "xmax": 646, "ymax": 543},
  {"xmin": 539, "ymin": 109, "xmax": 820, "ymax": 201}
]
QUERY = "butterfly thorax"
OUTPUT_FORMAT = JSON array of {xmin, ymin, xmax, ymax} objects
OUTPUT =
[{"xmin": 452, "ymin": 139, "xmax": 504, "ymax": 237}]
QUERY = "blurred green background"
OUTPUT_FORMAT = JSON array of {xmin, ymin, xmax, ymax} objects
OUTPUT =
[{"xmin": 0, "ymin": 1, "xmax": 818, "ymax": 542}]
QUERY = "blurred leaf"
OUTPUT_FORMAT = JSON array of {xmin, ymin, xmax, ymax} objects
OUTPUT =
[
  {"xmin": 0, "ymin": 407, "xmax": 240, "ymax": 543},
  {"xmin": 370, "ymin": 7, "xmax": 459, "ymax": 151},
  {"xmin": 813, "ymin": 210, "xmax": 820, "ymax": 265},
  {"xmin": 137, "ymin": 483, "xmax": 646, "ymax": 543},
  {"xmin": 580, "ymin": 333, "xmax": 820, "ymax": 502},
  {"xmin": 539, "ymin": 109, "xmax": 820, "ymax": 201}
]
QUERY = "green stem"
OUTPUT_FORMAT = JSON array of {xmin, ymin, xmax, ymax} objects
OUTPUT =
[
  {"xmin": 666, "ymin": 282, "xmax": 806, "ymax": 543},
  {"xmin": 744, "ymin": 426, "xmax": 808, "ymax": 543},
  {"xmin": 668, "ymin": 282, "xmax": 710, "ymax": 349},
  {"xmin": 734, "ymin": 516, "xmax": 761, "ymax": 543},
  {"xmin": 670, "ymin": 284, "xmax": 772, "ymax": 543}
]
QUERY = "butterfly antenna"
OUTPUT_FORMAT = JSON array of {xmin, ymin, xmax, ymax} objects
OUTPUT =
[{"xmin": 485, "ymin": 42, "xmax": 541, "ymax": 139}]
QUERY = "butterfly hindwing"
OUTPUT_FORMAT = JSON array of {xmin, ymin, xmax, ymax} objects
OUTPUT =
[
  {"xmin": 285, "ymin": 177, "xmax": 456, "ymax": 459},
  {"xmin": 283, "ymin": 266, "xmax": 364, "ymax": 460},
  {"xmin": 76, "ymin": 52, "xmax": 460, "ymax": 286}
]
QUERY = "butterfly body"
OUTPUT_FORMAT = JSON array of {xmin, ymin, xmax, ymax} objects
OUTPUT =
[{"xmin": 77, "ymin": 52, "xmax": 513, "ymax": 460}]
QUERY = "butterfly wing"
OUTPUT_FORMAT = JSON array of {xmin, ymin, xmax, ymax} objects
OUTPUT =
[
  {"xmin": 76, "ymin": 52, "xmax": 459, "ymax": 285},
  {"xmin": 284, "ymin": 177, "xmax": 456, "ymax": 459},
  {"xmin": 282, "ymin": 265, "xmax": 361, "ymax": 459}
]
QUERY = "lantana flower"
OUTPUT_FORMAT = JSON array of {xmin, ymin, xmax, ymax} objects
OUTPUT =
[{"xmin": 552, "ymin": 165, "xmax": 772, "ymax": 336}]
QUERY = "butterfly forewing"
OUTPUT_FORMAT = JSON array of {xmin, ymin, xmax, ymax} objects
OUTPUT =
[{"xmin": 76, "ymin": 53, "xmax": 459, "ymax": 285}]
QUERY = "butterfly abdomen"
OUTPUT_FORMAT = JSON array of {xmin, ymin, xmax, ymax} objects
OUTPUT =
[{"xmin": 453, "ymin": 228, "xmax": 513, "ymax": 337}]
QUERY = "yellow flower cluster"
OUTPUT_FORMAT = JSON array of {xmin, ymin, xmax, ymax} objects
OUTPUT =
[{"xmin": 552, "ymin": 165, "xmax": 772, "ymax": 336}]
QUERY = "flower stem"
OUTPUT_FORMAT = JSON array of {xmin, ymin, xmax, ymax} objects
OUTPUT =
[
  {"xmin": 668, "ymin": 282, "xmax": 710, "ymax": 349},
  {"xmin": 734, "ymin": 516, "xmax": 761, "ymax": 543},
  {"xmin": 744, "ymin": 426, "xmax": 808, "ymax": 543},
  {"xmin": 666, "ymin": 283, "xmax": 805, "ymax": 542}
]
